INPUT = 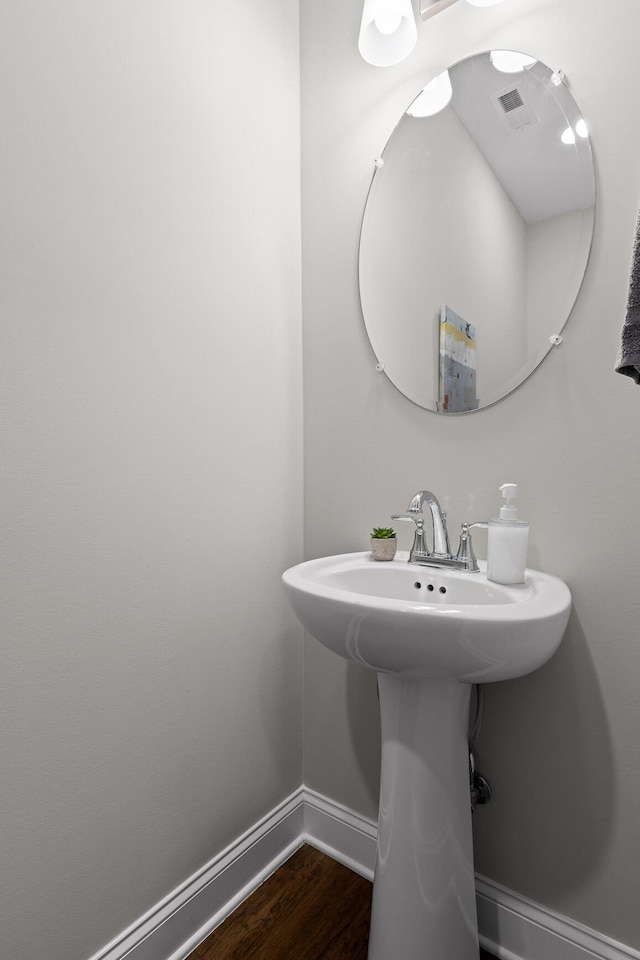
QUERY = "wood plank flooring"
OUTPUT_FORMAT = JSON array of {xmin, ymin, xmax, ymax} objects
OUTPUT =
[{"xmin": 187, "ymin": 845, "xmax": 496, "ymax": 959}]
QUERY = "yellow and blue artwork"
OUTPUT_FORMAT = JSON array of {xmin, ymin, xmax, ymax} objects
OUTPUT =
[{"xmin": 438, "ymin": 305, "xmax": 478, "ymax": 413}]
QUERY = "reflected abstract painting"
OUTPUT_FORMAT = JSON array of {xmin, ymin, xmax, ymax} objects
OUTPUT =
[{"xmin": 438, "ymin": 306, "xmax": 478, "ymax": 413}]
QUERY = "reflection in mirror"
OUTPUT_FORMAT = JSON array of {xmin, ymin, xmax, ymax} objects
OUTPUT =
[{"xmin": 359, "ymin": 51, "xmax": 595, "ymax": 414}]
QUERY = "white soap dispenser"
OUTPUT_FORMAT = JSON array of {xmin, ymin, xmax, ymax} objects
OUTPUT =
[{"xmin": 487, "ymin": 483, "xmax": 529, "ymax": 584}]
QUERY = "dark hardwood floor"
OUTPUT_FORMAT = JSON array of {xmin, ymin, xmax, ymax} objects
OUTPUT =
[{"xmin": 187, "ymin": 845, "xmax": 495, "ymax": 959}]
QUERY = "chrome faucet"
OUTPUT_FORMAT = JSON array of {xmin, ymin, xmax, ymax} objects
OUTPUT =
[
  {"xmin": 407, "ymin": 489, "xmax": 451, "ymax": 558},
  {"xmin": 392, "ymin": 490, "xmax": 480, "ymax": 572}
]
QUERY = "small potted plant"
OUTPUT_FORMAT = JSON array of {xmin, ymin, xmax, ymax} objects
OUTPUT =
[{"xmin": 370, "ymin": 526, "xmax": 397, "ymax": 562}]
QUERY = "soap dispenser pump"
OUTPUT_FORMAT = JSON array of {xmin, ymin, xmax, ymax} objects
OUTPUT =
[{"xmin": 487, "ymin": 483, "xmax": 529, "ymax": 584}]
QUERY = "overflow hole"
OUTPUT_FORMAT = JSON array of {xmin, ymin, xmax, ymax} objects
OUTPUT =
[
  {"xmin": 439, "ymin": 586, "xmax": 447, "ymax": 594},
  {"xmin": 427, "ymin": 584, "xmax": 434, "ymax": 592}
]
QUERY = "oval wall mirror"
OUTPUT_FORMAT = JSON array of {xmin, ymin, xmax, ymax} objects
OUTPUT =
[{"xmin": 359, "ymin": 51, "xmax": 596, "ymax": 413}]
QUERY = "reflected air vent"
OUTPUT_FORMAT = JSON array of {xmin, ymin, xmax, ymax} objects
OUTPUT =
[
  {"xmin": 493, "ymin": 85, "xmax": 538, "ymax": 132},
  {"xmin": 498, "ymin": 88, "xmax": 524, "ymax": 113}
]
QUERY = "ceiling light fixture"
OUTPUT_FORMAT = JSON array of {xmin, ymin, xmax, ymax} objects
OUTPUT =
[
  {"xmin": 359, "ymin": 0, "xmax": 506, "ymax": 67},
  {"xmin": 358, "ymin": 0, "xmax": 418, "ymax": 67},
  {"xmin": 419, "ymin": 0, "xmax": 504, "ymax": 21}
]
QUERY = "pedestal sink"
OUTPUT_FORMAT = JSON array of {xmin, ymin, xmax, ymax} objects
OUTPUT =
[{"xmin": 282, "ymin": 551, "xmax": 571, "ymax": 960}]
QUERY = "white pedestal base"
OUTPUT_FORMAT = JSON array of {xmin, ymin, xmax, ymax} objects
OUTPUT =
[{"xmin": 368, "ymin": 674, "xmax": 479, "ymax": 960}]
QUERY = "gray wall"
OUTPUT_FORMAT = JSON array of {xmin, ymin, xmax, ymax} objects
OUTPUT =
[
  {"xmin": 301, "ymin": 0, "xmax": 640, "ymax": 949},
  {"xmin": 0, "ymin": 3, "xmax": 303, "ymax": 959}
]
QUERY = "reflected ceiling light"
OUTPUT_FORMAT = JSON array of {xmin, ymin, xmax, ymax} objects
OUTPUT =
[
  {"xmin": 358, "ymin": 0, "xmax": 417, "ymax": 67},
  {"xmin": 561, "ymin": 119, "xmax": 588, "ymax": 145},
  {"xmin": 490, "ymin": 50, "xmax": 537, "ymax": 73},
  {"xmin": 406, "ymin": 70, "xmax": 453, "ymax": 117},
  {"xmin": 575, "ymin": 118, "xmax": 588, "ymax": 138}
]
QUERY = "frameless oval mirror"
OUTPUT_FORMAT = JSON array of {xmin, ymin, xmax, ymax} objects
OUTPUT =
[{"xmin": 359, "ymin": 51, "xmax": 595, "ymax": 413}]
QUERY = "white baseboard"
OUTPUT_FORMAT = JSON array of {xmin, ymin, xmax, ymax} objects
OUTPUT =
[
  {"xmin": 302, "ymin": 787, "xmax": 377, "ymax": 881},
  {"xmin": 476, "ymin": 875, "xmax": 640, "ymax": 960},
  {"xmin": 86, "ymin": 786, "xmax": 640, "ymax": 960},
  {"xmin": 86, "ymin": 789, "xmax": 306, "ymax": 960}
]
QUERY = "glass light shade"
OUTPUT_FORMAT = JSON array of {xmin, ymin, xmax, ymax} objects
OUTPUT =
[
  {"xmin": 406, "ymin": 70, "xmax": 453, "ymax": 117},
  {"xmin": 358, "ymin": 0, "xmax": 417, "ymax": 67},
  {"xmin": 375, "ymin": 9, "xmax": 403, "ymax": 33},
  {"xmin": 490, "ymin": 50, "xmax": 537, "ymax": 73}
]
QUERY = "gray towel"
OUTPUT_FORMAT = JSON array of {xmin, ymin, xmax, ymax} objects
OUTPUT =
[{"xmin": 615, "ymin": 212, "xmax": 640, "ymax": 383}]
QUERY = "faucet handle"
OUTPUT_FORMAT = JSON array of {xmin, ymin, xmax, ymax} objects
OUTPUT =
[
  {"xmin": 392, "ymin": 513, "xmax": 426, "ymax": 534},
  {"xmin": 455, "ymin": 522, "xmax": 486, "ymax": 573},
  {"xmin": 391, "ymin": 515, "xmax": 429, "ymax": 558}
]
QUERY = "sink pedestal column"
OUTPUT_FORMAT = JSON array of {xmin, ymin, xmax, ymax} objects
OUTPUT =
[{"xmin": 368, "ymin": 674, "xmax": 479, "ymax": 960}]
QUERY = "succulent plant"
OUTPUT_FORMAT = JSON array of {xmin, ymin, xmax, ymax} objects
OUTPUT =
[{"xmin": 371, "ymin": 527, "xmax": 396, "ymax": 540}]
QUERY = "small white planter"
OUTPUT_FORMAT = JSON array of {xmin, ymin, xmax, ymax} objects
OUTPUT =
[{"xmin": 370, "ymin": 537, "xmax": 397, "ymax": 562}]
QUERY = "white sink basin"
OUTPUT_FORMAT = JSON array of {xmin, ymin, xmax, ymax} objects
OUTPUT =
[
  {"xmin": 283, "ymin": 551, "xmax": 571, "ymax": 683},
  {"xmin": 283, "ymin": 549, "xmax": 571, "ymax": 960}
]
